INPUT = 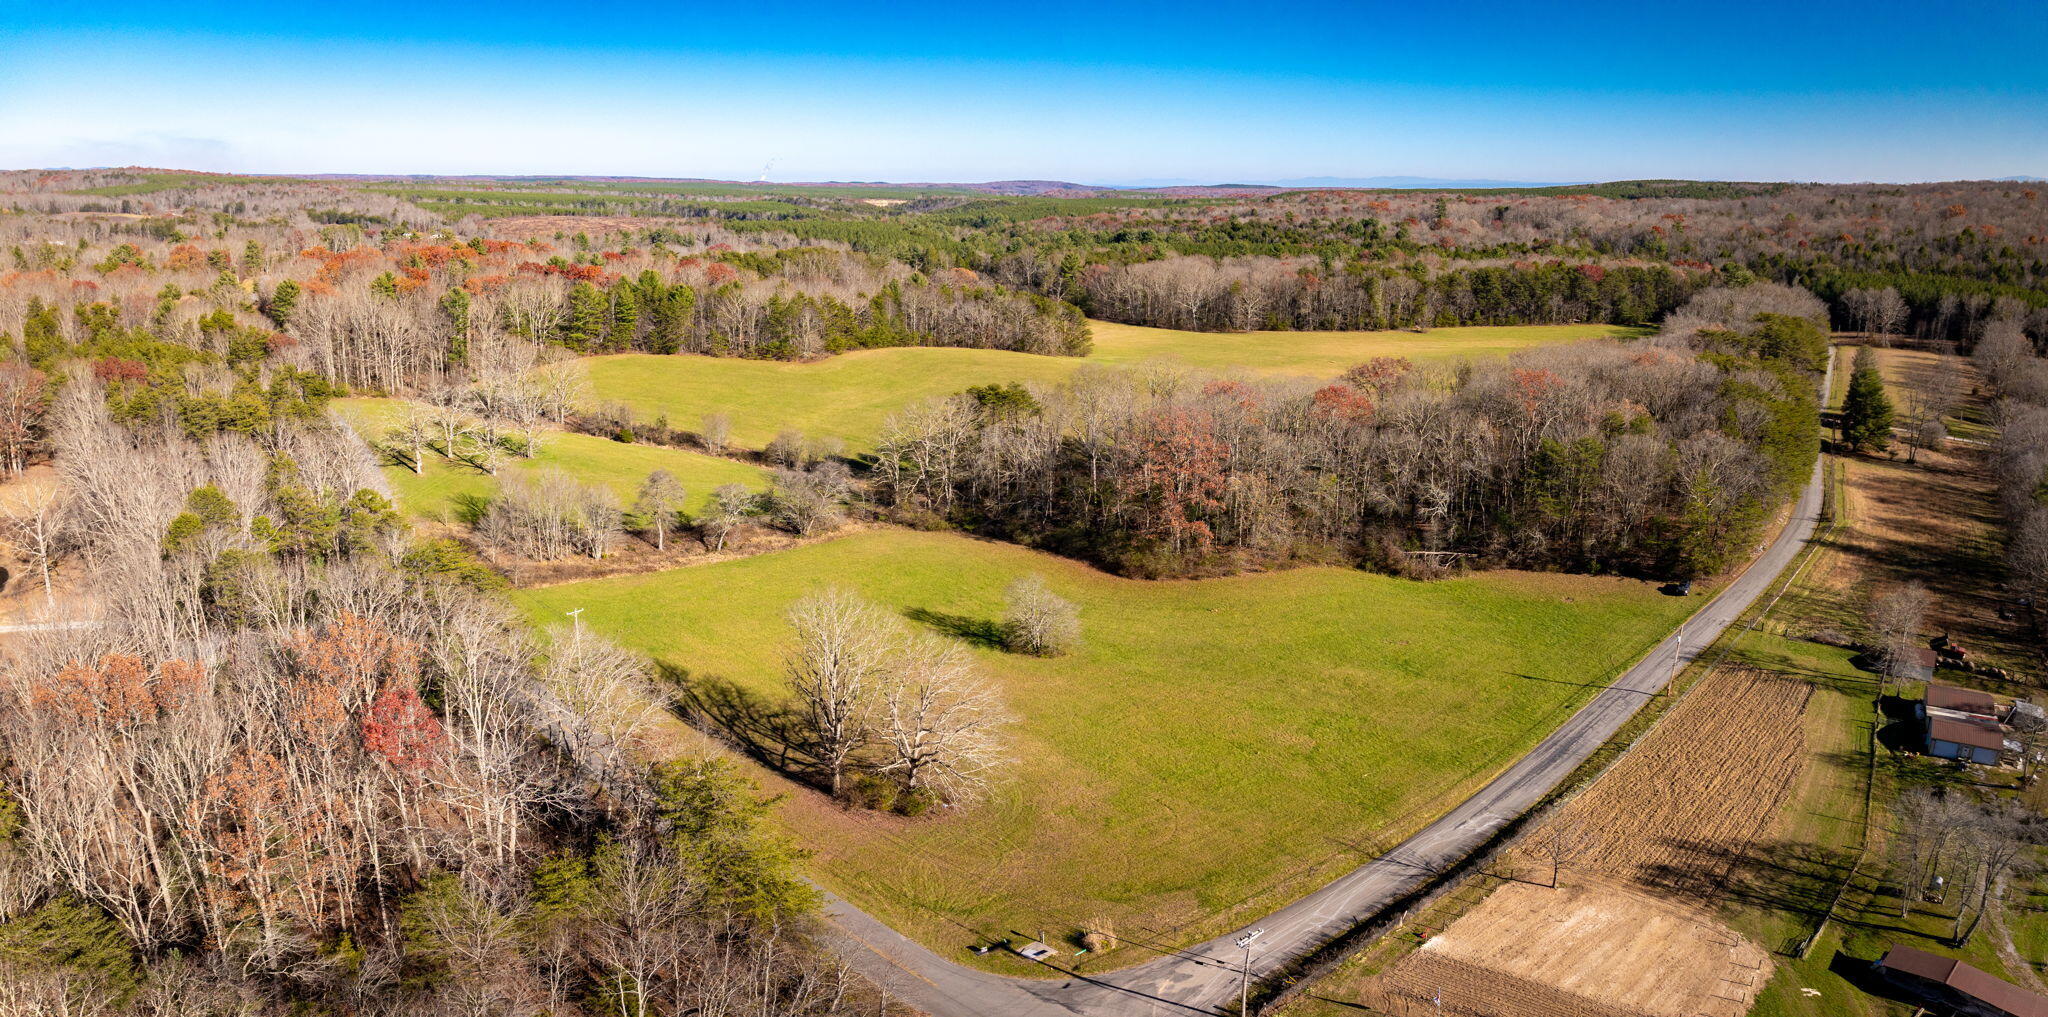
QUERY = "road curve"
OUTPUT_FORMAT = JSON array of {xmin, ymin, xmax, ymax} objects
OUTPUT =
[{"xmin": 821, "ymin": 361, "xmax": 1834, "ymax": 1017}]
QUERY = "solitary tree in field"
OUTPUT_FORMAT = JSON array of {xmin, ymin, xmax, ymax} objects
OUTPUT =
[
  {"xmin": 1002, "ymin": 574, "xmax": 1081, "ymax": 656},
  {"xmin": 1531, "ymin": 814, "xmax": 1593, "ymax": 888},
  {"xmin": 633, "ymin": 470, "xmax": 686, "ymax": 551},
  {"xmin": 1867, "ymin": 581, "xmax": 1931, "ymax": 689},
  {"xmin": 1842, "ymin": 349, "xmax": 1895, "ymax": 452},
  {"xmin": 785, "ymin": 588, "xmax": 894, "ymax": 796}
]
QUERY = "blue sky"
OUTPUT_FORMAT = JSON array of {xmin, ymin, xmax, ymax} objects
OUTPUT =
[{"xmin": 1, "ymin": 0, "xmax": 2042, "ymax": 183}]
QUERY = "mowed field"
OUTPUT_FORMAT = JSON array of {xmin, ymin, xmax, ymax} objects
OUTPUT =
[
  {"xmin": 332, "ymin": 397, "xmax": 769, "ymax": 523},
  {"xmin": 514, "ymin": 528, "xmax": 1696, "ymax": 967},
  {"xmin": 582, "ymin": 320, "xmax": 1641, "ymax": 449}
]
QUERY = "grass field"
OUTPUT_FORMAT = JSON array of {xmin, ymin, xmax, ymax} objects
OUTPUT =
[
  {"xmin": 514, "ymin": 528, "xmax": 1696, "ymax": 969},
  {"xmin": 332, "ymin": 397, "xmax": 768, "ymax": 523},
  {"xmin": 583, "ymin": 321, "xmax": 1641, "ymax": 449}
]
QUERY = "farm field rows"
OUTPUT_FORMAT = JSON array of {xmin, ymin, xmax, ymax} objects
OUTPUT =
[
  {"xmin": 580, "ymin": 321, "xmax": 1640, "ymax": 448},
  {"xmin": 331, "ymin": 397, "xmax": 769, "ymax": 523},
  {"xmin": 1316, "ymin": 663, "xmax": 1803, "ymax": 1017},
  {"xmin": 1550, "ymin": 665, "xmax": 1814, "ymax": 900},
  {"xmin": 513, "ymin": 528, "xmax": 1697, "ymax": 971}
]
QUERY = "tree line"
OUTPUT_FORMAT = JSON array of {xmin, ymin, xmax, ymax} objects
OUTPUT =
[{"xmin": 874, "ymin": 285, "xmax": 1825, "ymax": 579}]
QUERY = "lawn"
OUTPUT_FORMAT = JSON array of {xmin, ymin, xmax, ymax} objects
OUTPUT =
[
  {"xmin": 581, "ymin": 320, "xmax": 1642, "ymax": 449},
  {"xmin": 514, "ymin": 528, "xmax": 1696, "ymax": 970},
  {"xmin": 331, "ymin": 397, "xmax": 769, "ymax": 524}
]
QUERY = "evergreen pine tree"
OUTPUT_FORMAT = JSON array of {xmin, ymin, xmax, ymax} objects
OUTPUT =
[
  {"xmin": 609, "ymin": 285, "xmax": 640, "ymax": 351},
  {"xmin": 1841, "ymin": 350, "xmax": 1895, "ymax": 452},
  {"xmin": 560, "ymin": 281, "xmax": 606, "ymax": 351},
  {"xmin": 265, "ymin": 278, "xmax": 301, "ymax": 328}
]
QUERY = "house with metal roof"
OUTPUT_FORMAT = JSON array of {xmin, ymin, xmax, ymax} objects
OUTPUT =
[{"xmin": 1920, "ymin": 684, "xmax": 2012, "ymax": 765}]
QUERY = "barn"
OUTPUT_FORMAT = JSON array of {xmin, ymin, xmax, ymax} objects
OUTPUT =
[{"xmin": 1876, "ymin": 945, "xmax": 2048, "ymax": 1017}]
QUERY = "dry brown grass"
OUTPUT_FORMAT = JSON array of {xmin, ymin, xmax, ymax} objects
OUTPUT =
[
  {"xmin": 1370, "ymin": 882, "xmax": 1768, "ymax": 1017},
  {"xmin": 1541, "ymin": 665, "xmax": 1812, "ymax": 900}
]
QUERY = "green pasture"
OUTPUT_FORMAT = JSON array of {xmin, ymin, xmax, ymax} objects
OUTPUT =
[
  {"xmin": 583, "ymin": 320, "xmax": 1640, "ymax": 450},
  {"xmin": 515, "ymin": 528, "xmax": 1695, "ymax": 970}
]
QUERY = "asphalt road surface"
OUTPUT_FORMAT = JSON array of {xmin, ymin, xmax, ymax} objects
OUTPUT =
[{"xmin": 821, "ymin": 361, "xmax": 1834, "ymax": 1017}]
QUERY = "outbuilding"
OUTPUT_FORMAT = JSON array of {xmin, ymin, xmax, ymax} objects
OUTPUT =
[
  {"xmin": 1929, "ymin": 716, "xmax": 2007, "ymax": 764},
  {"xmin": 1876, "ymin": 945, "xmax": 2048, "ymax": 1017},
  {"xmin": 1921, "ymin": 684, "xmax": 2010, "ymax": 764},
  {"xmin": 1896, "ymin": 647, "xmax": 1941, "ymax": 682}
]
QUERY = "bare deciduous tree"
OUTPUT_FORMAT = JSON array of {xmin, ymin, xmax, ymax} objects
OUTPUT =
[
  {"xmin": 1002, "ymin": 574, "xmax": 1081, "ymax": 656},
  {"xmin": 633, "ymin": 470, "xmax": 686, "ymax": 552},
  {"xmin": 876, "ymin": 632, "xmax": 1008, "ymax": 802},
  {"xmin": 699, "ymin": 413, "xmax": 732, "ymax": 455},
  {"xmin": 1866, "ymin": 581, "xmax": 1932, "ymax": 686},
  {"xmin": 701, "ymin": 483, "xmax": 755, "ymax": 552},
  {"xmin": 784, "ymin": 588, "xmax": 894, "ymax": 797}
]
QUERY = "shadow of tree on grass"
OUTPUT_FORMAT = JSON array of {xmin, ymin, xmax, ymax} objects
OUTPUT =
[{"xmin": 904, "ymin": 607, "xmax": 1010, "ymax": 651}]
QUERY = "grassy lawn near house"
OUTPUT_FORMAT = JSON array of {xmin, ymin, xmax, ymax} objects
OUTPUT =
[
  {"xmin": 514, "ymin": 528, "xmax": 1696, "ymax": 972},
  {"xmin": 580, "ymin": 321, "xmax": 1643, "ymax": 450},
  {"xmin": 331, "ymin": 397, "xmax": 769, "ymax": 524}
]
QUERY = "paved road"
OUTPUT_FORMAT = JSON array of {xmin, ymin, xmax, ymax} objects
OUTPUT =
[{"xmin": 823, "ymin": 363, "xmax": 1835, "ymax": 1017}]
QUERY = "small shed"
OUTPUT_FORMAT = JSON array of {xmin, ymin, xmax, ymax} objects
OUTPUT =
[
  {"xmin": 1876, "ymin": 944, "xmax": 2048, "ymax": 1017},
  {"xmin": 2007, "ymin": 700, "xmax": 2046, "ymax": 733},
  {"xmin": 1929, "ymin": 716, "xmax": 2006, "ymax": 765},
  {"xmin": 1894, "ymin": 647, "xmax": 1940, "ymax": 681}
]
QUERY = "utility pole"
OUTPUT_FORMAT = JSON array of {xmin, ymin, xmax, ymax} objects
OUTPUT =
[
  {"xmin": 1235, "ymin": 928, "xmax": 1263, "ymax": 1016},
  {"xmin": 566, "ymin": 607, "xmax": 584, "ymax": 640}
]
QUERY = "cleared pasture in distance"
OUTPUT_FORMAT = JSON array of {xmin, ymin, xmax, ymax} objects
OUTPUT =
[
  {"xmin": 1084, "ymin": 320, "xmax": 1643, "ymax": 374},
  {"xmin": 514, "ymin": 528, "xmax": 1695, "ymax": 970},
  {"xmin": 331, "ymin": 397, "xmax": 768, "ymax": 523},
  {"xmin": 582, "ymin": 320, "xmax": 1641, "ymax": 449}
]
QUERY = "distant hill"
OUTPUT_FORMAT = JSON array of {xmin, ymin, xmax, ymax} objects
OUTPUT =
[{"xmin": 1270, "ymin": 175, "xmax": 1577, "ymax": 189}]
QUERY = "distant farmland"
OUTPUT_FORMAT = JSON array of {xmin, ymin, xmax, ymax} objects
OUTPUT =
[{"xmin": 582, "ymin": 320, "xmax": 1637, "ymax": 449}]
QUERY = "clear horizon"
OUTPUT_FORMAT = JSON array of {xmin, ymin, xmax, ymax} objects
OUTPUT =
[{"xmin": 3, "ymin": 0, "xmax": 2043, "ymax": 183}]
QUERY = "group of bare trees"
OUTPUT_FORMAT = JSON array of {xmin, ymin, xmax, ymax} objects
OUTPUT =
[
  {"xmin": 1055, "ymin": 254, "xmax": 1698, "ymax": 333},
  {"xmin": 479, "ymin": 469, "xmax": 624, "ymax": 561},
  {"xmin": 1977, "ymin": 317, "xmax": 2048, "ymax": 635},
  {"xmin": 782, "ymin": 588, "xmax": 1008, "ymax": 807},
  {"xmin": 0, "ymin": 346, "xmax": 877, "ymax": 1015},
  {"xmin": 1892, "ymin": 790, "xmax": 2040, "ymax": 947}
]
